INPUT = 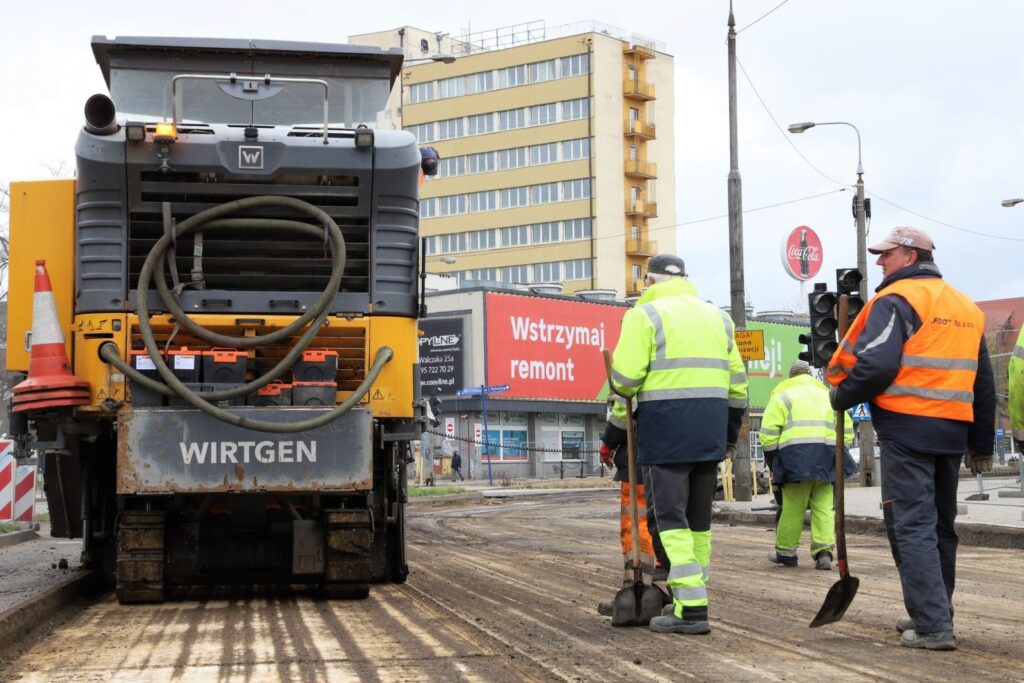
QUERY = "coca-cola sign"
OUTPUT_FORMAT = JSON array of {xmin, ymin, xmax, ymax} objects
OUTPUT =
[{"xmin": 781, "ymin": 225, "xmax": 823, "ymax": 281}]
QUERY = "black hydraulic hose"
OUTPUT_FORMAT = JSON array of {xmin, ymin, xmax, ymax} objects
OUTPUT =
[{"xmin": 102, "ymin": 195, "xmax": 393, "ymax": 432}]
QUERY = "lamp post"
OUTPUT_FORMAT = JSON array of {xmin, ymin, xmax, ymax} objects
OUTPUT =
[
  {"xmin": 1001, "ymin": 198, "xmax": 1024, "ymax": 208},
  {"xmin": 788, "ymin": 119, "xmax": 877, "ymax": 486}
]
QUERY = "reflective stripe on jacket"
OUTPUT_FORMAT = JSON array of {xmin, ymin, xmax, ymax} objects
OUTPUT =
[
  {"xmin": 610, "ymin": 277, "xmax": 748, "ymax": 465},
  {"xmin": 1010, "ymin": 328, "xmax": 1024, "ymax": 442},
  {"xmin": 759, "ymin": 374, "xmax": 855, "ymax": 483},
  {"xmin": 827, "ymin": 277, "xmax": 984, "ymax": 421}
]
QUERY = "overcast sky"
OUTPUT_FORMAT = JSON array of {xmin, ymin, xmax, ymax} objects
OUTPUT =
[{"xmin": 2, "ymin": 1, "xmax": 1022, "ymax": 311}]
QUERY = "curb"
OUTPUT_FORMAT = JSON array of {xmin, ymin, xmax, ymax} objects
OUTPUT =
[
  {"xmin": 0, "ymin": 573, "xmax": 92, "ymax": 657},
  {"xmin": 407, "ymin": 492, "xmax": 487, "ymax": 507},
  {"xmin": 712, "ymin": 509, "xmax": 1024, "ymax": 549},
  {"xmin": 0, "ymin": 529, "xmax": 39, "ymax": 551}
]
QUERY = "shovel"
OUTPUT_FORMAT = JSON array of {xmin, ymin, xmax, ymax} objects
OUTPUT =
[
  {"xmin": 810, "ymin": 294, "xmax": 860, "ymax": 628},
  {"xmin": 603, "ymin": 350, "xmax": 664, "ymax": 627}
]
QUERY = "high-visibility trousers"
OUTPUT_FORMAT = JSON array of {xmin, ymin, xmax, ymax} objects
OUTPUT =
[
  {"xmin": 775, "ymin": 480, "xmax": 835, "ymax": 560},
  {"xmin": 620, "ymin": 482, "xmax": 658, "ymax": 583}
]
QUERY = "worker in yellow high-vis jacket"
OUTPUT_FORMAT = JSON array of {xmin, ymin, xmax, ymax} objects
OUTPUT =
[
  {"xmin": 606, "ymin": 253, "xmax": 747, "ymax": 636},
  {"xmin": 1009, "ymin": 327, "xmax": 1024, "ymax": 452},
  {"xmin": 760, "ymin": 361, "xmax": 856, "ymax": 570}
]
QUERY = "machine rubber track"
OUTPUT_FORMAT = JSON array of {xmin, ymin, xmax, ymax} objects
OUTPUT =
[
  {"xmin": 322, "ymin": 508, "xmax": 372, "ymax": 599},
  {"xmin": 115, "ymin": 510, "xmax": 166, "ymax": 603}
]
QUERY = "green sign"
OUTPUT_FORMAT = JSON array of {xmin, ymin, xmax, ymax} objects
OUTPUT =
[{"xmin": 745, "ymin": 321, "xmax": 810, "ymax": 411}]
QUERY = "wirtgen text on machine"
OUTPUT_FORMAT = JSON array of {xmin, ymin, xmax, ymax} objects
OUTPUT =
[{"xmin": 179, "ymin": 440, "xmax": 317, "ymax": 464}]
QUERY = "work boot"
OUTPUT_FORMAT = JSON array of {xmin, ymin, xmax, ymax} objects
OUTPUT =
[
  {"xmin": 900, "ymin": 629, "xmax": 956, "ymax": 651},
  {"xmin": 814, "ymin": 552, "xmax": 833, "ymax": 571},
  {"xmin": 649, "ymin": 613, "xmax": 711, "ymax": 635},
  {"xmin": 597, "ymin": 601, "xmax": 614, "ymax": 617},
  {"xmin": 895, "ymin": 617, "xmax": 915, "ymax": 633},
  {"xmin": 768, "ymin": 550, "xmax": 798, "ymax": 567}
]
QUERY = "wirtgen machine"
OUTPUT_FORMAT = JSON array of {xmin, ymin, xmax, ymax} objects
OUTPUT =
[{"xmin": 5, "ymin": 36, "xmax": 433, "ymax": 602}]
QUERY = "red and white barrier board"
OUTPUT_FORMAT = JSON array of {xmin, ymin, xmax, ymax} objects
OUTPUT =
[
  {"xmin": 0, "ymin": 440, "xmax": 14, "ymax": 521},
  {"xmin": 0, "ymin": 441, "xmax": 36, "ymax": 523}
]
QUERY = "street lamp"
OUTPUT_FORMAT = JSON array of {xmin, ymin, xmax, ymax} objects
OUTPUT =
[
  {"xmin": 787, "ymin": 121, "xmax": 866, "ymax": 296},
  {"xmin": 789, "ymin": 119, "xmax": 876, "ymax": 487},
  {"xmin": 1001, "ymin": 198, "xmax": 1024, "ymax": 208}
]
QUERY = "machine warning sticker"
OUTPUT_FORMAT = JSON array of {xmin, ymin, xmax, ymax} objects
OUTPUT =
[{"xmin": 174, "ymin": 355, "xmax": 196, "ymax": 370}]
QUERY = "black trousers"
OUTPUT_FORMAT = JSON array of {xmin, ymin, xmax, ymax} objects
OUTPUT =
[{"xmin": 880, "ymin": 439, "xmax": 960, "ymax": 634}]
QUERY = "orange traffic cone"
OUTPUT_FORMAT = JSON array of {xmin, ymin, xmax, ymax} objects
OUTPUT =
[{"xmin": 11, "ymin": 260, "xmax": 90, "ymax": 412}]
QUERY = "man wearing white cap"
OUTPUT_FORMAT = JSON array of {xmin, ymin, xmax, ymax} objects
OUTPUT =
[{"xmin": 826, "ymin": 226, "xmax": 995, "ymax": 651}]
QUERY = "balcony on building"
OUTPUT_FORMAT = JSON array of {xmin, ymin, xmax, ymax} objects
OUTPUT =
[
  {"xmin": 624, "ymin": 118, "xmax": 656, "ymax": 140},
  {"xmin": 627, "ymin": 238, "xmax": 657, "ymax": 256},
  {"xmin": 623, "ymin": 43, "xmax": 656, "ymax": 60},
  {"xmin": 624, "ymin": 160, "xmax": 657, "ymax": 179},
  {"xmin": 625, "ymin": 199, "xmax": 658, "ymax": 218},
  {"xmin": 623, "ymin": 80, "xmax": 656, "ymax": 100}
]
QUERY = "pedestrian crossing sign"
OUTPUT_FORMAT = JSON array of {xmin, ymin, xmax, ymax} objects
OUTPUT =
[{"xmin": 851, "ymin": 403, "xmax": 871, "ymax": 421}]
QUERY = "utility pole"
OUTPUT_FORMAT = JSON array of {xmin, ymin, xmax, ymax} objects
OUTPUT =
[
  {"xmin": 854, "ymin": 167, "xmax": 876, "ymax": 486},
  {"xmin": 727, "ymin": 3, "xmax": 752, "ymax": 501}
]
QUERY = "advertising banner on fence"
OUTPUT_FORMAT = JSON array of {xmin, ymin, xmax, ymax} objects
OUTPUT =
[
  {"xmin": 418, "ymin": 317, "xmax": 465, "ymax": 396},
  {"xmin": 485, "ymin": 292, "xmax": 627, "ymax": 401}
]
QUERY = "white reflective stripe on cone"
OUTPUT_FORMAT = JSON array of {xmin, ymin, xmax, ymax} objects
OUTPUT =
[{"xmin": 30, "ymin": 291, "xmax": 65, "ymax": 345}]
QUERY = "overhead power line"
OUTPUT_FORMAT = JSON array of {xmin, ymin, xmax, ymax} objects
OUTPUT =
[{"xmin": 737, "ymin": 0, "xmax": 794, "ymax": 33}]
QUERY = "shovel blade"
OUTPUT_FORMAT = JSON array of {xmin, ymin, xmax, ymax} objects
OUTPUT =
[
  {"xmin": 612, "ymin": 581, "xmax": 663, "ymax": 627},
  {"xmin": 611, "ymin": 582, "xmax": 640, "ymax": 627},
  {"xmin": 809, "ymin": 573, "xmax": 860, "ymax": 628}
]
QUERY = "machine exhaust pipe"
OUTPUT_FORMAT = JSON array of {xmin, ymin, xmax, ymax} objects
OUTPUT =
[{"xmin": 84, "ymin": 94, "xmax": 118, "ymax": 135}]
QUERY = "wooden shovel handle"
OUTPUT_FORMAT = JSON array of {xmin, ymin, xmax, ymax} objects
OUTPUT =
[
  {"xmin": 603, "ymin": 350, "xmax": 643, "ymax": 576},
  {"xmin": 835, "ymin": 295, "xmax": 850, "ymax": 570}
]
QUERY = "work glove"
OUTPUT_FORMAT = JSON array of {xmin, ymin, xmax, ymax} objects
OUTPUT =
[
  {"xmin": 965, "ymin": 449, "xmax": 993, "ymax": 475},
  {"xmin": 724, "ymin": 443, "xmax": 737, "ymax": 462},
  {"xmin": 599, "ymin": 442, "xmax": 614, "ymax": 468}
]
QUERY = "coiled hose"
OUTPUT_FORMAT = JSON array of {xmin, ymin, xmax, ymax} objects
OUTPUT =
[{"xmin": 101, "ymin": 195, "xmax": 392, "ymax": 433}]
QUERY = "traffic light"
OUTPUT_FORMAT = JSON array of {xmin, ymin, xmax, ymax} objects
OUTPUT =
[
  {"xmin": 799, "ymin": 283, "xmax": 839, "ymax": 368},
  {"xmin": 836, "ymin": 268, "xmax": 865, "ymax": 327}
]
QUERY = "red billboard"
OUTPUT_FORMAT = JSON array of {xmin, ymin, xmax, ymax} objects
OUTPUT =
[
  {"xmin": 485, "ymin": 292, "xmax": 627, "ymax": 400},
  {"xmin": 781, "ymin": 225, "xmax": 823, "ymax": 281}
]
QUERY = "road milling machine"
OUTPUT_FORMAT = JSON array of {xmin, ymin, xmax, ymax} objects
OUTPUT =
[{"xmin": 5, "ymin": 36, "xmax": 434, "ymax": 602}]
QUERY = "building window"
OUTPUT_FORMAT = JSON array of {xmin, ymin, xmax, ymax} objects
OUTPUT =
[
  {"xmin": 529, "ymin": 59, "xmax": 557, "ymax": 84},
  {"xmin": 501, "ymin": 264, "xmax": 531, "ymax": 284},
  {"xmin": 469, "ymin": 228, "xmax": 498, "ymax": 251},
  {"xmin": 424, "ymin": 236, "xmax": 437, "ymax": 255},
  {"xmin": 530, "ymin": 182, "xmax": 559, "ymax": 205},
  {"xmin": 439, "ymin": 232, "xmax": 467, "ymax": 253},
  {"xmin": 467, "ymin": 113, "xmax": 494, "ymax": 136},
  {"xmin": 407, "ymin": 122, "xmax": 435, "ymax": 143},
  {"xmin": 498, "ymin": 108, "xmax": 527, "ymax": 131},
  {"xmin": 465, "ymin": 71, "xmax": 494, "ymax": 95},
  {"xmin": 632, "ymin": 264, "xmax": 642, "ymax": 281},
  {"xmin": 533, "ymin": 261, "xmax": 560, "ymax": 282},
  {"xmin": 561, "ymin": 97, "xmax": 590, "ymax": 121},
  {"xmin": 438, "ymin": 117, "xmax": 465, "ymax": 140},
  {"xmin": 562, "ymin": 178, "xmax": 591, "ymax": 201},
  {"xmin": 468, "ymin": 151, "xmax": 496, "ymax": 174},
  {"xmin": 438, "ymin": 195, "xmax": 467, "ymax": 217},
  {"xmin": 529, "ymin": 142, "xmax": 558, "ymax": 166},
  {"xmin": 419, "ymin": 198, "xmax": 437, "ymax": 219},
  {"xmin": 563, "ymin": 258, "xmax": 591, "ymax": 280},
  {"xmin": 530, "ymin": 103, "xmax": 558, "ymax": 126},
  {"xmin": 561, "ymin": 138, "xmax": 590, "ymax": 161},
  {"xmin": 439, "ymin": 156, "xmax": 465, "ymax": 178},
  {"xmin": 470, "ymin": 190, "xmax": 498, "ymax": 213},
  {"xmin": 502, "ymin": 225, "xmax": 529, "ymax": 247},
  {"xmin": 532, "ymin": 222, "xmax": 559, "ymax": 244},
  {"xmin": 498, "ymin": 147, "xmax": 528, "ymax": 170},
  {"xmin": 467, "ymin": 267, "xmax": 499, "ymax": 282},
  {"xmin": 498, "ymin": 64, "xmax": 527, "ymax": 88},
  {"xmin": 560, "ymin": 53, "xmax": 590, "ymax": 77},
  {"xmin": 408, "ymin": 82, "xmax": 434, "ymax": 103},
  {"xmin": 563, "ymin": 217, "xmax": 591, "ymax": 240},
  {"xmin": 438, "ymin": 76, "xmax": 465, "ymax": 99},
  {"xmin": 500, "ymin": 187, "xmax": 528, "ymax": 209}
]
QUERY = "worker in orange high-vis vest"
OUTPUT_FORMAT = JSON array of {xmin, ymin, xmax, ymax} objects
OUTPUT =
[
  {"xmin": 596, "ymin": 397, "xmax": 671, "ymax": 617},
  {"xmin": 826, "ymin": 226, "xmax": 995, "ymax": 652}
]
